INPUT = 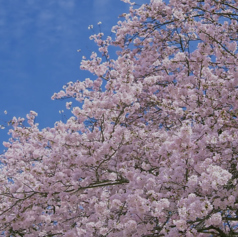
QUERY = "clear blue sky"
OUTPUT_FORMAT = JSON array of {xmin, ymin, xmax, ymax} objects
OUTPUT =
[{"xmin": 0, "ymin": 0, "xmax": 148, "ymax": 152}]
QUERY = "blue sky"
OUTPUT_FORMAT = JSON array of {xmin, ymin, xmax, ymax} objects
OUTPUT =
[{"xmin": 0, "ymin": 0, "xmax": 149, "ymax": 152}]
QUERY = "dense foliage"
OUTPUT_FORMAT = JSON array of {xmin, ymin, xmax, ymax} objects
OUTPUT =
[{"xmin": 1, "ymin": 0, "xmax": 238, "ymax": 236}]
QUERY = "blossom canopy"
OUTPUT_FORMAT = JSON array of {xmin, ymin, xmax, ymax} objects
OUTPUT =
[{"xmin": 1, "ymin": 0, "xmax": 238, "ymax": 236}]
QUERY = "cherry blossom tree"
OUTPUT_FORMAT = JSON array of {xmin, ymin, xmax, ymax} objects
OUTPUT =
[{"xmin": 0, "ymin": 0, "xmax": 238, "ymax": 236}]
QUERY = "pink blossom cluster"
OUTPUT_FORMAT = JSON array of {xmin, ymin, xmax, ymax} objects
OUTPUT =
[{"xmin": 0, "ymin": 0, "xmax": 238, "ymax": 236}]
